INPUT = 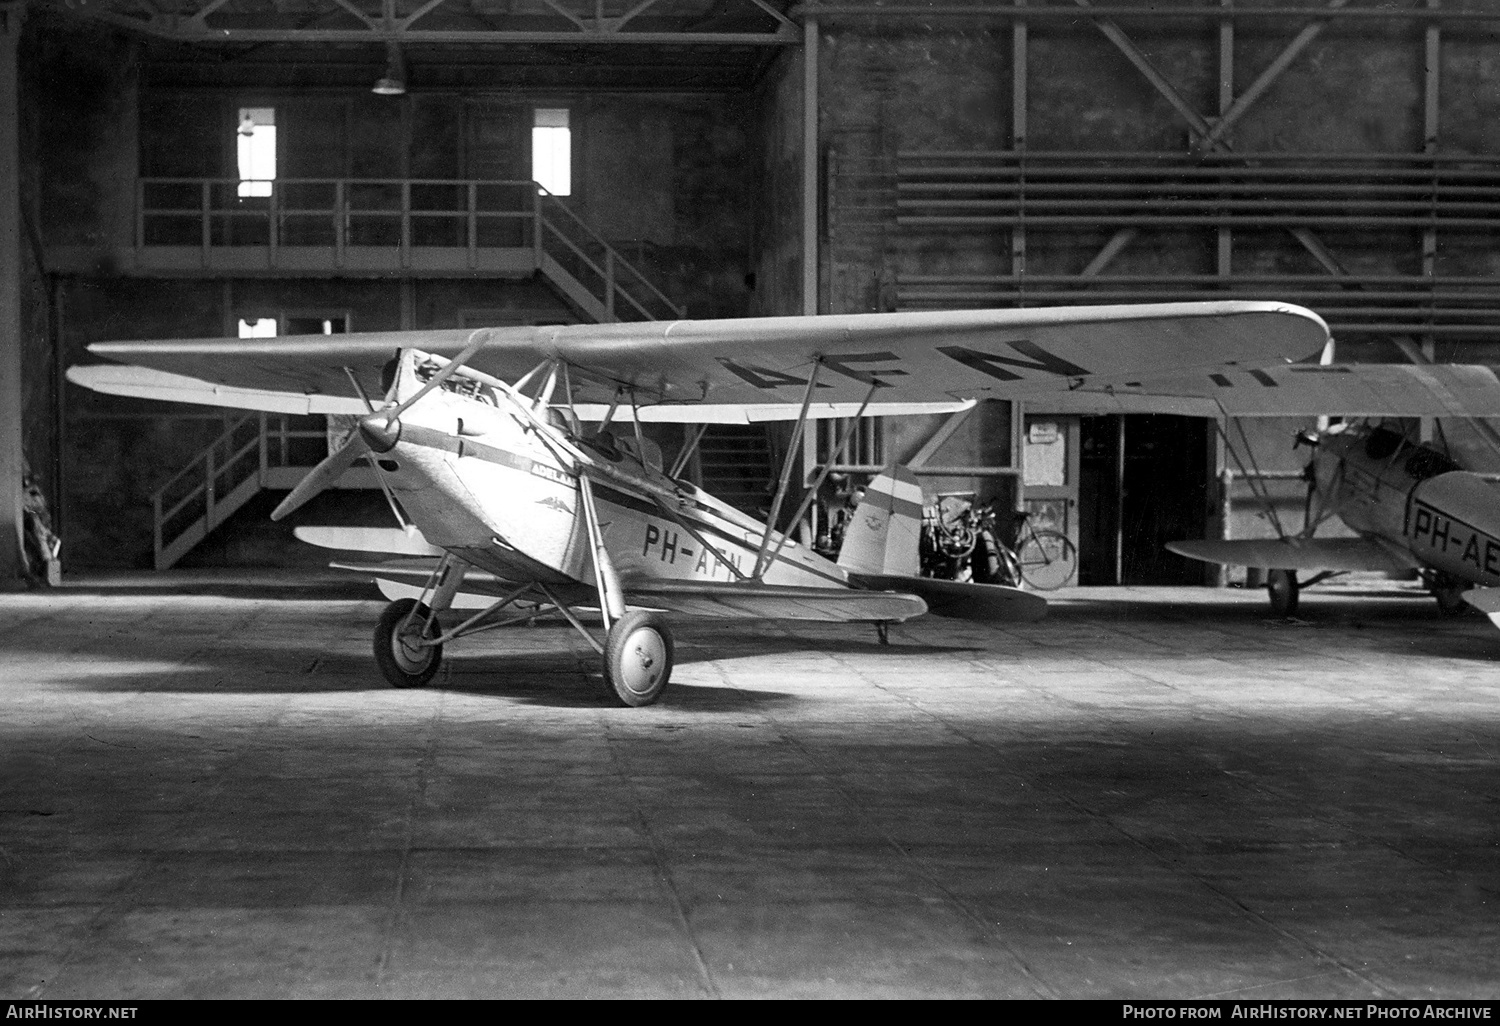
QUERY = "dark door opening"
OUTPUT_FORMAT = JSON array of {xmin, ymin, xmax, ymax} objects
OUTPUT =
[
  {"xmin": 1120, "ymin": 414, "xmax": 1210, "ymax": 585},
  {"xmin": 1078, "ymin": 416, "xmax": 1122, "ymax": 585}
]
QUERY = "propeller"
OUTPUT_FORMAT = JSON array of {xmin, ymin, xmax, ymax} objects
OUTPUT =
[
  {"xmin": 271, "ymin": 431, "xmax": 371, "ymax": 522},
  {"xmin": 272, "ymin": 332, "xmax": 494, "ymax": 523}
]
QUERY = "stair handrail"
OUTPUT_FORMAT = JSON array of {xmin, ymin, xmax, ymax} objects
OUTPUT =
[
  {"xmin": 151, "ymin": 412, "xmax": 266, "ymax": 563},
  {"xmin": 151, "ymin": 412, "xmax": 260, "ymax": 514},
  {"xmin": 536, "ymin": 190, "xmax": 685, "ymax": 321}
]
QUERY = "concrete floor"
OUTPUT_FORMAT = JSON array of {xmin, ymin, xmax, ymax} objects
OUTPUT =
[{"xmin": 1, "ymin": 571, "xmax": 1496, "ymax": 999}]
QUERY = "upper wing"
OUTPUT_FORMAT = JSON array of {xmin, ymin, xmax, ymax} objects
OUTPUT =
[
  {"xmin": 67, "ymin": 301, "xmax": 1328, "ymax": 413},
  {"xmin": 1166, "ymin": 537, "xmax": 1420, "ymax": 574},
  {"xmin": 1093, "ymin": 362, "xmax": 1500, "ymax": 418}
]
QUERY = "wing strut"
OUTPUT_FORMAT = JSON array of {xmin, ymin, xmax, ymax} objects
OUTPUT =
[
  {"xmin": 1216, "ymin": 415, "xmax": 1292, "ymax": 541},
  {"xmin": 760, "ymin": 379, "xmax": 880, "ymax": 575},
  {"xmin": 578, "ymin": 474, "xmax": 627, "ymax": 629},
  {"xmin": 669, "ymin": 423, "xmax": 709, "ymax": 480},
  {"xmin": 753, "ymin": 358, "xmax": 822, "ymax": 578}
]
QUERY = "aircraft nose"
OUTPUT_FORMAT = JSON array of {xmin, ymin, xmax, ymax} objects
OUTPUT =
[{"xmin": 358, "ymin": 414, "xmax": 402, "ymax": 453}]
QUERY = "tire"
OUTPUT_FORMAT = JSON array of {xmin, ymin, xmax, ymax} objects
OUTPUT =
[
  {"xmin": 994, "ymin": 543, "xmax": 1023, "ymax": 588},
  {"xmin": 602, "ymin": 610, "xmax": 673, "ymax": 707},
  {"xmin": 374, "ymin": 598, "xmax": 443, "ymax": 688},
  {"xmin": 1016, "ymin": 530, "xmax": 1078, "ymax": 590},
  {"xmin": 1267, "ymin": 569, "xmax": 1299, "ymax": 617},
  {"xmin": 1433, "ymin": 584, "xmax": 1468, "ymax": 617}
]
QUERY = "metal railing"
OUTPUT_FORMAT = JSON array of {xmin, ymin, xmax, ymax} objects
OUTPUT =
[
  {"xmin": 150, "ymin": 413, "xmax": 332, "ymax": 570},
  {"xmin": 136, "ymin": 177, "xmax": 683, "ymax": 322},
  {"xmin": 535, "ymin": 195, "xmax": 682, "ymax": 322}
]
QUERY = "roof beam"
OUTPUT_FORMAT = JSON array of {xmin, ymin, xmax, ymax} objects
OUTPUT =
[
  {"xmin": 792, "ymin": 2, "xmax": 1499, "ymax": 23},
  {"xmin": 53, "ymin": 0, "xmax": 801, "ymax": 45}
]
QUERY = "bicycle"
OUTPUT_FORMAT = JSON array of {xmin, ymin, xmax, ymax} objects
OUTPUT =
[
  {"xmin": 921, "ymin": 494, "xmax": 1079, "ymax": 591},
  {"xmin": 999, "ymin": 509, "xmax": 1078, "ymax": 591}
]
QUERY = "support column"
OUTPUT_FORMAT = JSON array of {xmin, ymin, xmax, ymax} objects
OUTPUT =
[
  {"xmin": 1010, "ymin": 0, "xmax": 1027, "ymax": 283},
  {"xmin": 801, "ymin": 17, "xmax": 819, "ymax": 317},
  {"xmin": 1216, "ymin": 0, "xmax": 1234, "ymax": 281},
  {"xmin": 0, "ymin": 4, "xmax": 26, "ymax": 586},
  {"xmin": 1419, "ymin": 0, "xmax": 1440, "ymax": 442}
]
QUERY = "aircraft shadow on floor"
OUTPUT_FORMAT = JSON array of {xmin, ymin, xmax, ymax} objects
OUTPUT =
[
  {"xmin": 36, "ymin": 621, "xmax": 968, "ymax": 703},
  {"xmin": 53, "ymin": 578, "xmax": 381, "ymax": 602}
]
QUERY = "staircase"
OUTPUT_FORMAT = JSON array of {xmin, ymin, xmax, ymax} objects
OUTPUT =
[
  {"xmin": 145, "ymin": 187, "xmax": 684, "ymax": 567},
  {"xmin": 697, "ymin": 425, "xmax": 777, "ymax": 518},
  {"xmin": 151, "ymin": 414, "xmax": 379, "ymax": 570},
  {"xmin": 535, "ymin": 193, "xmax": 683, "ymax": 323}
]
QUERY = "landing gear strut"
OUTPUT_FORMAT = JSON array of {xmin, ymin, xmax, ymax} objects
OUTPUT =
[
  {"xmin": 1427, "ymin": 572, "xmax": 1468, "ymax": 617},
  {"xmin": 1267, "ymin": 569, "xmax": 1300, "ymax": 617}
]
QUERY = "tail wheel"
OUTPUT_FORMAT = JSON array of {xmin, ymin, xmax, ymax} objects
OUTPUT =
[
  {"xmin": 1016, "ymin": 530, "xmax": 1078, "ymax": 590},
  {"xmin": 1267, "ymin": 569, "xmax": 1300, "ymax": 617},
  {"xmin": 603, "ymin": 610, "xmax": 673, "ymax": 707},
  {"xmin": 374, "ymin": 598, "xmax": 443, "ymax": 688}
]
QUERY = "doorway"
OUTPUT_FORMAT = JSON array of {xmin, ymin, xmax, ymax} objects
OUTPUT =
[{"xmin": 1075, "ymin": 414, "xmax": 1212, "ymax": 585}]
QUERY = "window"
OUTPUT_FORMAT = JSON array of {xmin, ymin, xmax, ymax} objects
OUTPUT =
[
  {"xmin": 532, "ymin": 108, "xmax": 571, "ymax": 197},
  {"xmin": 237, "ymin": 107, "xmax": 276, "ymax": 198},
  {"xmin": 284, "ymin": 315, "xmax": 347, "ymax": 335},
  {"xmin": 238, "ymin": 317, "xmax": 277, "ymax": 338},
  {"xmin": 237, "ymin": 312, "xmax": 349, "ymax": 337}
]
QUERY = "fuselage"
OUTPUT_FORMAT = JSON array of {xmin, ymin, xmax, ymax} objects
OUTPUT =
[
  {"xmin": 1313, "ymin": 423, "xmax": 1500, "ymax": 587},
  {"xmin": 367, "ymin": 361, "xmax": 849, "ymax": 593}
]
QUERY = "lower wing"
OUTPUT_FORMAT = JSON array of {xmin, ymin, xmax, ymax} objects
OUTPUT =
[
  {"xmin": 846, "ymin": 572, "xmax": 1049, "ymax": 623},
  {"xmin": 1166, "ymin": 537, "xmax": 1419, "ymax": 574},
  {"xmin": 624, "ymin": 580, "xmax": 926, "ymax": 622},
  {"xmin": 331, "ymin": 557, "xmax": 926, "ymax": 623}
]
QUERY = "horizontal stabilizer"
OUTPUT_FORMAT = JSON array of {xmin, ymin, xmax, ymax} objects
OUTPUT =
[
  {"xmin": 296, "ymin": 526, "xmax": 442, "ymax": 556},
  {"xmin": 1166, "ymin": 537, "xmax": 1418, "ymax": 574},
  {"xmin": 332, "ymin": 557, "xmax": 523, "ymax": 593},
  {"xmin": 847, "ymin": 573, "xmax": 1048, "ymax": 623},
  {"xmin": 1460, "ymin": 587, "xmax": 1500, "ymax": 631},
  {"xmin": 375, "ymin": 578, "xmax": 510, "ymax": 611}
]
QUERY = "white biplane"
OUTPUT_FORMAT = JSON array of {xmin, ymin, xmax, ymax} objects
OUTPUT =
[
  {"xmin": 69, "ymin": 302, "xmax": 1328, "ymax": 705},
  {"xmin": 1149, "ymin": 361, "xmax": 1500, "ymax": 629}
]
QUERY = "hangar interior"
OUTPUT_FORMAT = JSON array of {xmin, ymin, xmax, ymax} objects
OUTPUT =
[
  {"xmin": 5, "ymin": 1, "xmax": 1500, "ymax": 1002},
  {"xmin": 2, "ymin": 0, "xmax": 1498, "ymax": 586}
]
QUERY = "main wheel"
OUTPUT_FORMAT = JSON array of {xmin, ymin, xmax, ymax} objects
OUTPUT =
[
  {"xmin": 602, "ymin": 610, "xmax": 673, "ymax": 707},
  {"xmin": 1425, "ymin": 572, "xmax": 1468, "ymax": 616},
  {"xmin": 1016, "ymin": 530, "xmax": 1078, "ymax": 590},
  {"xmin": 374, "ymin": 598, "xmax": 443, "ymax": 688},
  {"xmin": 1267, "ymin": 569, "xmax": 1299, "ymax": 617}
]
